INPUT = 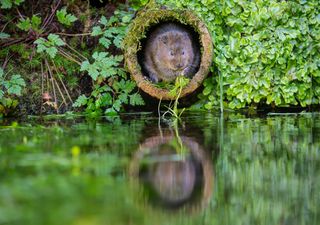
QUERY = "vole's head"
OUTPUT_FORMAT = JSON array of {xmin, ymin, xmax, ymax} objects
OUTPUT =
[{"xmin": 158, "ymin": 32, "xmax": 193, "ymax": 73}]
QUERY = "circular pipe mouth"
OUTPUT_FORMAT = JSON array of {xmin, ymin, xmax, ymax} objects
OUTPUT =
[{"xmin": 124, "ymin": 8, "xmax": 213, "ymax": 100}]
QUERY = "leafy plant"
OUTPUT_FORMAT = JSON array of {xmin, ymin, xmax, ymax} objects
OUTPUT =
[
  {"xmin": 73, "ymin": 79, "xmax": 144, "ymax": 116},
  {"xmin": 0, "ymin": 32, "xmax": 10, "ymax": 39},
  {"xmin": 73, "ymin": 10, "xmax": 145, "ymax": 116},
  {"xmin": 161, "ymin": 76, "xmax": 190, "ymax": 121},
  {"xmin": 0, "ymin": 68, "xmax": 26, "ymax": 116},
  {"xmin": 80, "ymin": 52, "xmax": 124, "ymax": 81},
  {"xmin": 159, "ymin": 0, "xmax": 320, "ymax": 110},
  {"xmin": 16, "ymin": 15, "xmax": 42, "ymax": 32},
  {"xmin": 34, "ymin": 34, "xmax": 65, "ymax": 58},
  {"xmin": 91, "ymin": 10, "xmax": 133, "ymax": 49},
  {"xmin": 56, "ymin": 7, "xmax": 77, "ymax": 26},
  {"xmin": 0, "ymin": 0, "xmax": 24, "ymax": 9}
]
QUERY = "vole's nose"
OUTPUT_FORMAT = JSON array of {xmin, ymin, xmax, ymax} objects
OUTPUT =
[{"xmin": 177, "ymin": 63, "xmax": 184, "ymax": 69}]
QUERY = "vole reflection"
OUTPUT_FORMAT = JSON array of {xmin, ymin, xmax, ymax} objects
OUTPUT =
[{"xmin": 130, "ymin": 134, "xmax": 213, "ymax": 211}]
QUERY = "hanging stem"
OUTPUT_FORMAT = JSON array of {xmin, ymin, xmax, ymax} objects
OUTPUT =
[{"xmin": 219, "ymin": 70, "xmax": 224, "ymax": 113}]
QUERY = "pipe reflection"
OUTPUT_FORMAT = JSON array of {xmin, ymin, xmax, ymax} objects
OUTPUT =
[{"xmin": 130, "ymin": 131, "xmax": 214, "ymax": 212}]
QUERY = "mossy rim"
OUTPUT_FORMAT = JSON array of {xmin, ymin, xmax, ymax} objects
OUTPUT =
[{"xmin": 123, "ymin": 7, "xmax": 213, "ymax": 100}]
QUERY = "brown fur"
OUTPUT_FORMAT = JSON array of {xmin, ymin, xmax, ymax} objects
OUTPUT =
[{"xmin": 143, "ymin": 23, "xmax": 200, "ymax": 83}]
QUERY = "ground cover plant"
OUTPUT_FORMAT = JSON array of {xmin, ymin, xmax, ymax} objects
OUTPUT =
[
  {"xmin": 1, "ymin": 0, "xmax": 320, "ymax": 117},
  {"xmin": 157, "ymin": 0, "xmax": 320, "ymax": 110},
  {"xmin": 0, "ymin": 0, "xmax": 144, "ymax": 117}
]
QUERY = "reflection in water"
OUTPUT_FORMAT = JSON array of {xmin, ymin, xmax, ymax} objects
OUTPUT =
[
  {"xmin": 130, "ymin": 131, "xmax": 213, "ymax": 211},
  {"xmin": 1, "ymin": 113, "xmax": 320, "ymax": 224}
]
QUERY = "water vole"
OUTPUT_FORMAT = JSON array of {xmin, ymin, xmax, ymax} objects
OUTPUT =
[{"xmin": 142, "ymin": 23, "xmax": 200, "ymax": 83}]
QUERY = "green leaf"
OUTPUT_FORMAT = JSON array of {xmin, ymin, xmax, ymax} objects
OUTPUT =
[
  {"xmin": 100, "ymin": 16, "xmax": 108, "ymax": 26},
  {"xmin": 92, "ymin": 26, "xmax": 103, "ymax": 36},
  {"xmin": 0, "ymin": 90, "xmax": 4, "ymax": 99},
  {"xmin": 17, "ymin": 18, "xmax": 31, "ymax": 31},
  {"xmin": 48, "ymin": 34, "xmax": 65, "ymax": 46},
  {"xmin": 1, "ymin": 0, "xmax": 12, "ymax": 8},
  {"xmin": 0, "ymin": 68, "xmax": 4, "ymax": 79},
  {"xmin": 3, "ymin": 74, "xmax": 25, "ymax": 96},
  {"xmin": 99, "ymin": 37, "xmax": 112, "ymax": 48},
  {"xmin": 73, "ymin": 95, "xmax": 88, "ymax": 107},
  {"xmin": 46, "ymin": 47, "xmax": 58, "ymax": 58},
  {"xmin": 112, "ymin": 99, "xmax": 122, "ymax": 112},
  {"xmin": 0, "ymin": 32, "xmax": 10, "ymax": 39},
  {"xmin": 31, "ymin": 15, "xmax": 42, "ymax": 30},
  {"xmin": 129, "ymin": 93, "xmax": 144, "ymax": 106},
  {"xmin": 56, "ymin": 7, "xmax": 77, "ymax": 26},
  {"xmin": 118, "ymin": 93, "xmax": 128, "ymax": 104}
]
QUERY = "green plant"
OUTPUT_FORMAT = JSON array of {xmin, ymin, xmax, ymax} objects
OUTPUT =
[
  {"xmin": 56, "ymin": 7, "xmax": 77, "ymax": 26},
  {"xmin": 158, "ymin": 0, "xmax": 320, "ymax": 110},
  {"xmin": 0, "ymin": 0, "xmax": 24, "ymax": 9},
  {"xmin": 34, "ymin": 34, "xmax": 66, "ymax": 59},
  {"xmin": 161, "ymin": 76, "xmax": 189, "ymax": 122},
  {"xmin": 73, "ymin": 10, "xmax": 145, "ymax": 116},
  {"xmin": 16, "ymin": 15, "xmax": 42, "ymax": 32},
  {"xmin": 0, "ymin": 68, "xmax": 26, "ymax": 116},
  {"xmin": 73, "ymin": 79, "xmax": 144, "ymax": 116},
  {"xmin": 91, "ymin": 10, "xmax": 132, "ymax": 49}
]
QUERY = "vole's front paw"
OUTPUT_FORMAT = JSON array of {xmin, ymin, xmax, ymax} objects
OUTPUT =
[{"xmin": 148, "ymin": 73, "xmax": 159, "ymax": 83}]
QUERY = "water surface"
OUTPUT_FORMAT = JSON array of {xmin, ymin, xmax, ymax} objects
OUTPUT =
[{"xmin": 0, "ymin": 112, "xmax": 319, "ymax": 225}]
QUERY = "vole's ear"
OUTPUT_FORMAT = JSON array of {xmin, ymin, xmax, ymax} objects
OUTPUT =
[{"xmin": 159, "ymin": 35, "xmax": 168, "ymax": 44}]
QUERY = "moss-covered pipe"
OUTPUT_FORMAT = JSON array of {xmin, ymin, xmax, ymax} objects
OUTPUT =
[{"xmin": 123, "ymin": 6, "xmax": 213, "ymax": 100}]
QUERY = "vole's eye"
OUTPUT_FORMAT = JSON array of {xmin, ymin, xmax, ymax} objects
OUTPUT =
[
  {"xmin": 182, "ymin": 51, "xmax": 185, "ymax": 55},
  {"xmin": 170, "ymin": 51, "xmax": 174, "ymax": 56}
]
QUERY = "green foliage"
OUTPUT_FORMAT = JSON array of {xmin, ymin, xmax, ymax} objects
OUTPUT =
[
  {"xmin": 91, "ymin": 10, "xmax": 133, "ymax": 49},
  {"xmin": 73, "ymin": 79, "xmax": 144, "ymax": 116},
  {"xmin": 56, "ymin": 7, "xmax": 77, "ymax": 26},
  {"xmin": 161, "ymin": 76, "xmax": 190, "ymax": 121},
  {"xmin": 80, "ymin": 52, "xmax": 124, "ymax": 81},
  {"xmin": 34, "ymin": 34, "xmax": 65, "ymax": 58},
  {"xmin": 16, "ymin": 15, "xmax": 42, "ymax": 32},
  {"xmin": 0, "ymin": 0, "xmax": 24, "ymax": 9},
  {"xmin": 0, "ymin": 32, "xmax": 10, "ymax": 39},
  {"xmin": 129, "ymin": 0, "xmax": 149, "ymax": 10},
  {"xmin": 74, "ymin": 9, "xmax": 144, "ymax": 116},
  {"xmin": 0, "ymin": 68, "xmax": 26, "ymax": 116},
  {"xmin": 159, "ymin": 0, "xmax": 320, "ymax": 109}
]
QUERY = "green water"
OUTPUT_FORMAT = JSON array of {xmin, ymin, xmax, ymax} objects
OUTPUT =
[{"xmin": 0, "ymin": 112, "xmax": 319, "ymax": 225}]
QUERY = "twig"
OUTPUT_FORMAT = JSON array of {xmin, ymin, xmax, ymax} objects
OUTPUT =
[
  {"xmin": 53, "ymin": 77, "xmax": 67, "ymax": 107},
  {"xmin": 41, "ymin": 0, "xmax": 61, "ymax": 30},
  {"xmin": 51, "ymin": 59, "xmax": 73, "ymax": 104},
  {"xmin": 58, "ymin": 48, "xmax": 82, "ymax": 65},
  {"xmin": 40, "ymin": 61, "xmax": 44, "ymax": 115},
  {"xmin": 45, "ymin": 59, "xmax": 58, "ymax": 113},
  {"xmin": 1, "ymin": 16, "xmax": 18, "ymax": 32},
  {"xmin": 65, "ymin": 42, "xmax": 88, "ymax": 61},
  {"xmin": 16, "ymin": 9, "xmax": 24, "ymax": 20},
  {"xmin": 54, "ymin": 32, "xmax": 92, "ymax": 37},
  {"xmin": 2, "ymin": 53, "xmax": 13, "ymax": 70}
]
